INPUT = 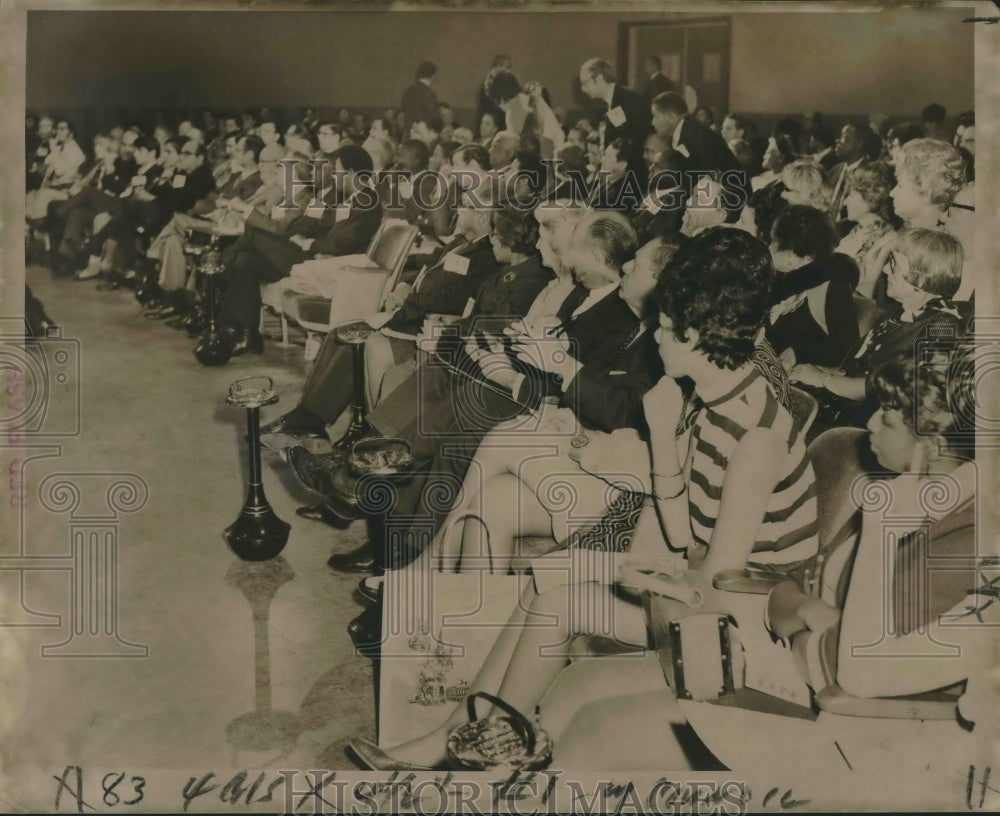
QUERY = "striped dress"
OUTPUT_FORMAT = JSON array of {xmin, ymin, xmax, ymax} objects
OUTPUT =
[{"xmin": 685, "ymin": 368, "xmax": 818, "ymax": 565}]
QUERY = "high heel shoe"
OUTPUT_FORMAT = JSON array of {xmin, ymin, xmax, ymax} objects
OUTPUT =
[{"xmin": 348, "ymin": 738, "xmax": 434, "ymax": 772}]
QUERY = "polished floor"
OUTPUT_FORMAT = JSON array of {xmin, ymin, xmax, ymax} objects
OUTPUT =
[{"xmin": 3, "ymin": 266, "xmax": 376, "ymax": 799}]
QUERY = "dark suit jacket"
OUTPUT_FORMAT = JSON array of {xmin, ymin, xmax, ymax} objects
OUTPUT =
[
  {"xmin": 604, "ymin": 84, "xmax": 653, "ymax": 145},
  {"xmin": 562, "ymin": 325, "xmax": 663, "ymax": 433},
  {"xmin": 385, "ymin": 235, "xmax": 499, "ymax": 334},
  {"xmin": 402, "ymin": 80, "xmax": 438, "ymax": 129},
  {"xmin": 644, "ymin": 73, "xmax": 676, "ymax": 106},
  {"xmin": 158, "ymin": 163, "xmax": 216, "ymax": 217},
  {"xmin": 675, "ymin": 116, "xmax": 750, "ymax": 215},
  {"xmin": 311, "ymin": 186, "xmax": 384, "ymax": 257}
]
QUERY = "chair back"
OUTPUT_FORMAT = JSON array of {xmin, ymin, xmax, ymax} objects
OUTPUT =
[
  {"xmin": 368, "ymin": 221, "xmax": 420, "ymax": 308},
  {"xmin": 788, "ymin": 386, "xmax": 818, "ymax": 440},
  {"xmin": 806, "ymin": 427, "xmax": 870, "ymax": 551},
  {"xmin": 852, "ymin": 292, "xmax": 884, "ymax": 338}
]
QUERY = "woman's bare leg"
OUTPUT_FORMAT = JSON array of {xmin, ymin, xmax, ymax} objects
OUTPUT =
[{"xmin": 384, "ymin": 581, "xmax": 647, "ymax": 766}]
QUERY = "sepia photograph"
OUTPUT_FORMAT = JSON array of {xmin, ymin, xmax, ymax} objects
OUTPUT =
[{"xmin": 1, "ymin": 1, "xmax": 999, "ymax": 812}]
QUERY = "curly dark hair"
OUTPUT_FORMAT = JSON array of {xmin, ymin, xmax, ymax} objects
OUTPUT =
[
  {"xmin": 491, "ymin": 205, "xmax": 541, "ymax": 256},
  {"xmin": 484, "ymin": 68, "xmax": 523, "ymax": 106},
  {"xmin": 653, "ymin": 227, "xmax": 774, "ymax": 370},
  {"xmin": 746, "ymin": 183, "xmax": 788, "ymax": 244},
  {"xmin": 847, "ymin": 160, "xmax": 900, "ymax": 227},
  {"xmin": 771, "ymin": 204, "xmax": 838, "ymax": 260},
  {"xmin": 870, "ymin": 347, "xmax": 976, "ymax": 458}
]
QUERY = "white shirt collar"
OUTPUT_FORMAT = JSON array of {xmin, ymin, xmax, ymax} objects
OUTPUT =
[
  {"xmin": 602, "ymin": 83, "xmax": 617, "ymax": 109},
  {"xmin": 573, "ymin": 281, "xmax": 619, "ymax": 317},
  {"xmin": 672, "ymin": 117, "xmax": 686, "ymax": 149}
]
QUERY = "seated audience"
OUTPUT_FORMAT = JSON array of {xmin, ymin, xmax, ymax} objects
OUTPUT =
[
  {"xmin": 545, "ymin": 348, "xmax": 980, "ymax": 772},
  {"xmin": 766, "ymin": 205, "xmax": 861, "ymax": 368},
  {"xmin": 347, "ymin": 226, "xmax": 818, "ymax": 770},
  {"xmin": 790, "ymin": 228, "xmax": 966, "ymax": 431},
  {"xmin": 215, "ymin": 144, "xmax": 381, "ymax": 355}
]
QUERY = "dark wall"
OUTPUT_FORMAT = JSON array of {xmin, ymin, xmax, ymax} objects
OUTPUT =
[{"xmin": 27, "ymin": 8, "xmax": 973, "ymax": 122}]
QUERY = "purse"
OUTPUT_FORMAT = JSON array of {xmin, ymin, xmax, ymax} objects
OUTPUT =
[
  {"xmin": 618, "ymin": 563, "xmax": 742, "ymax": 702},
  {"xmin": 445, "ymin": 692, "xmax": 553, "ymax": 772}
]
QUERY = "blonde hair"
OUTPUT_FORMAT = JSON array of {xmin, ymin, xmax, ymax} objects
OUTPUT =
[
  {"xmin": 897, "ymin": 138, "xmax": 966, "ymax": 207},
  {"xmin": 780, "ymin": 160, "xmax": 832, "ymax": 210},
  {"xmin": 893, "ymin": 228, "xmax": 963, "ymax": 299}
]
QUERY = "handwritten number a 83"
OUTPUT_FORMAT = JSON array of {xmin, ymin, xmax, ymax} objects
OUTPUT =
[{"xmin": 102, "ymin": 772, "xmax": 146, "ymax": 806}]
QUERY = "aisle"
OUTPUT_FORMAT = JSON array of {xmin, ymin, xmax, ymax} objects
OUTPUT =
[{"xmin": 3, "ymin": 267, "xmax": 376, "ymax": 786}]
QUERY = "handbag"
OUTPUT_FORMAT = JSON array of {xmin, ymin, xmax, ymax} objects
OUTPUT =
[
  {"xmin": 618, "ymin": 563, "xmax": 742, "ymax": 702},
  {"xmin": 445, "ymin": 691, "xmax": 553, "ymax": 772}
]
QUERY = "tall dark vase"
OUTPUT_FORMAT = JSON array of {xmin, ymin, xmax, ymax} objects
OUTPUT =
[
  {"xmin": 225, "ymin": 376, "xmax": 290, "ymax": 562},
  {"xmin": 193, "ymin": 232, "xmax": 232, "ymax": 366}
]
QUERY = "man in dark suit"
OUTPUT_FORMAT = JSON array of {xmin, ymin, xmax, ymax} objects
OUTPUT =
[
  {"xmin": 642, "ymin": 56, "xmax": 675, "ymax": 106},
  {"xmin": 401, "ymin": 61, "xmax": 439, "ymax": 132},
  {"xmin": 651, "ymin": 91, "xmax": 749, "ymax": 218},
  {"xmin": 579, "ymin": 58, "xmax": 652, "ymax": 146},
  {"xmin": 216, "ymin": 145, "xmax": 383, "ymax": 355},
  {"xmin": 827, "ymin": 123, "xmax": 880, "ymax": 219},
  {"xmin": 257, "ymin": 196, "xmax": 500, "ymax": 446}
]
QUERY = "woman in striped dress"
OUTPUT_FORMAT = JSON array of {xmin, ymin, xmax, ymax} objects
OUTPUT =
[{"xmin": 348, "ymin": 227, "xmax": 819, "ymax": 771}]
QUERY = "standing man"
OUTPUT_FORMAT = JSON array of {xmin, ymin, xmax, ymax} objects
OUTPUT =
[
  {"xmin": 402, "ymin": 61, "xmax": 439, "ymax": 132},
  {"xmin": 579, "ymin": 58, "xmax": 651, "ymax": 146},
  {"xmin": 642, "ymin": 55, "xmax": 675, "ymax": 106},
  {"xmin": 650, "ymin": 91, "xmax": 748, "ymax": 218}
]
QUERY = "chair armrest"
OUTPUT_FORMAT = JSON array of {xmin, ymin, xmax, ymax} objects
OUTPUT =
[
  {"xmin": 713, "ymin": 568, "xmax": 788, "ymax": 595},
  {"xmin": 814, "ymin": 684, "xmax": 959, "ymax": 720}
]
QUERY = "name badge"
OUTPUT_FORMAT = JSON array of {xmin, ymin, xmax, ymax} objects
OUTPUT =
[
  {"xmin": 443, "ymin": 253, "xmax": 470, "ymax": 276},
  {"xmin": 335, "ymin": 203, "xmax": 351, "ymax": 222},
  {"xmin": 461, "ymin": 297, "xmax": 475, "ymax": 319},
  {"xmin": 131, "ymin": 175, "xmax": 147, "ymax": 187},
  {"xmin": 172, "ymin": 174, "xmax": 187, "ymax": 189},
  {"xmin": 643, "ymin": 194, "xmax": 665, "ymax": 214},
  {"xmin": 305, "ymin": 204, "xmax": 326, "ymax": 219},
  {"xmin": 606, "ymin": 106, "xmax": 627, "ymax": 127}
]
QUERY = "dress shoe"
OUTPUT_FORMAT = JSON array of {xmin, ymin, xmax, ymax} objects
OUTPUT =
[
  {"xmin": 96, "ymin": 273, "xmax": 125, "ymax": 292},
  {"xmin": 348, "ymin": 738, "xmax": 433, "ymax": 772},
  {"xmin": 347, "ymin": 600, "xmax": 383, "ymax": 657},
  {"xmin": 327, "ymin": 542, "xmax": 379, "ymax": 574},
  {"xmin": 295, "ymin": 503, "xmax": 349, "ymax": 528},
  {"xmin": 145, "ymin": 305, "xmax": 178, "ymax": 320},
  {"xmin": 287, "ymin": 446, "xmax": 343, "ymax": 495},
  {"xmin": 356, "ymin": 576, "xmax": 383, "ymax": 606},
  {"xmin": 230, "ymin": 327, "xmax": 264, "ymax": 356},
  {"xmin": 261, "ymin": 413, "xmax": 329, "ymax": 440}
]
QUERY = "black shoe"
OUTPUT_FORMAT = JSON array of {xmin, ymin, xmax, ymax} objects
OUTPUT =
[
  {"xmin": 327, "ymin": 543, "xmax": 380, "ymax": 575},
  {"xmin": 96, "ymin": 273, "xmax": 124, "ymax": 292},
  {"xmin": 230, "ymin": 326, "xmax": 264, "ymax": 356},
  {"xmin": 295, "ymin": 503, "xmax": 350, "ymax": 528},
  {"xmin": 145, "ymin": 305, "xmax": 178, "ymax": 320},
  {"xmin": 163, "ymin": 315, "xmax": 189, "ymax": 330},
  {"xmin": 287, "ymin": 446, "xmax": 343, "ymax": 495},
  {"xmin": 347, "ymin": 601, "xmax": 383, "ymax": 656},
  {"xmin": 356, "ymin": 576, "xmax": 383, "ymax": 606},
  {"xmin": 261, "ymin": 413, "xmax": 329, "ymax": 439}
]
